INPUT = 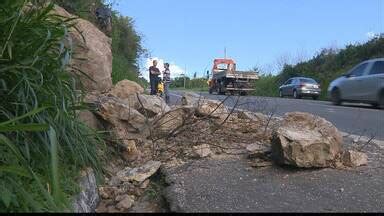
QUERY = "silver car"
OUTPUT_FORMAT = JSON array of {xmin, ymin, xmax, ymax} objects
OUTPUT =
[
  {"xmin": 328, "ymin": 58, "xmax": 384, "ymax": 108},
  {"xmin": 279, "ymin": 77, "xmax": 321, "ymax": 100}
]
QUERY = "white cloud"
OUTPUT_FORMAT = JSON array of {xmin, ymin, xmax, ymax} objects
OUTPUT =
[
  {"xmin": 140, "ymin": 57, "xmax": 185, "ymax": 81},
  {"xmin": 366, "ymin": 31, "xmax": 378, "ymax": 39}
]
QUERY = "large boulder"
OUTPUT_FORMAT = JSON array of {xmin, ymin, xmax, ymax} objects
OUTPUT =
[
  {"xmin": 95, "ymin": 96, "xmax": 147, "ymax": 162},
  {"xmin": 109, "ymin": 80, "xmax": 144, "ymax": 101},
  {"xmin": 181, "ymin": 92, "xmax": 228, "ymax": 118},
  {"xmin": 116, "ymin": 161, "xmax": 162, "ymax": 183},
  {"xmin": 97, "ymin": 96, "xmax": 146, "ymax": 132},
  {"xmin": 78, "ymin": 110, "xmax": 104, "ymax": 130},
  {"xmin": 271, "ymin": 112, "xmax": 343, "ymax": 168},
  {"xmin": 135, "ymin": 94, "xmax": 171, "ymax": 118},
  {"xmin": 53, "ymin": 5, "xmax": 112, "ymax": 93}
]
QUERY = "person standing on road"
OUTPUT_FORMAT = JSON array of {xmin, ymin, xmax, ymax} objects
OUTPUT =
[
  {"xmin": 149, "ymin": 60, "xmax": 161, "ymax": 95},
  {"xmin": 163, "ymin": 63, "xmax": 171, "ymax": 103}
]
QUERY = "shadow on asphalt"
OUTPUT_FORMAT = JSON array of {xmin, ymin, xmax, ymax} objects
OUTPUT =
[{"xmin": 337, "ymin": 104, "xmax": 381, "ymax": 110}]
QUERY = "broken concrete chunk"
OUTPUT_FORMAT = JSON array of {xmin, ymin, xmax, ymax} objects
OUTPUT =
[
  {"xmin": 192, "ymin": 144, "xmax": 213, "ymax": 158},
  {"xmin": 116, "ymin": 161, "xmax": 162, "ymax": 183},
  {"xmin": 342, "ymin": 150, "xmax": 368, "ymax": 167},
  {"xmin": 271, "ymin": 112, "xmax": 343, "ymax": 168}
]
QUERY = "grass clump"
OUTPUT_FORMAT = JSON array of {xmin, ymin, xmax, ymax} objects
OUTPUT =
[{"xmin": 0, "ymin": 0, "xmax": 104, "ymax": 212}]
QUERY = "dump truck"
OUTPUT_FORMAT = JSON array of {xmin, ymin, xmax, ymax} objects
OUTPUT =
[{"xmin": 208, "ymin": 58, "xmax": 259, "ymax": 95}]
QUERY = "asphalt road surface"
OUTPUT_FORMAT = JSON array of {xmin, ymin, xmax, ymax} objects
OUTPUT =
[
  {"xmin": 164, "ymin": 143, "xmax": 384, "ymax": 213},
  {"xmin": 170, "ymin": 91, "xmax": 384, "ymax": 140},
  {"xmin": 163, "ymin": 91, "xmax": 384, "ymax": 213}
]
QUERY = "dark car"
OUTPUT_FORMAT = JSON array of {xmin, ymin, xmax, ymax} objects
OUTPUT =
[{"xmin": 279, "ymin": 77, "xmax": 321, "ymax": 100}]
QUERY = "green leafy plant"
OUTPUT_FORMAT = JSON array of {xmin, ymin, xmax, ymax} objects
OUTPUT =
[{"xmin": 0, "ymin": 0, "xmax": 104, "ymax": 212}]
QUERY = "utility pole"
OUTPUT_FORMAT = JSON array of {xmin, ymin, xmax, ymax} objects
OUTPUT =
[
  {"xmin": 224, "ymin": 47, "xmax": 227, "ymax": 59},
  {"xmin": 184, "ymin": 65, "xmax": 186, "ymax": 89}
]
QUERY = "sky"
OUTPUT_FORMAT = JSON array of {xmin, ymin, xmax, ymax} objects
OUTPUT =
[{"xmin": 112, "ymin": 0, "xmax": 383, "ymax": 80}]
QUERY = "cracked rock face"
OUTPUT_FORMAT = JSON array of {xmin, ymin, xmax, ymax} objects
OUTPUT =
[
  {"xmin": 53, "ymin": 5, "xmax": 113, "ymax": 93},
  {"xmin": 72, "ymin": 168, "xmax": 100, "ymax": 213},
  {"xmin": 271, "ymin": 112, "xmax": 343, "ymax": 168}
]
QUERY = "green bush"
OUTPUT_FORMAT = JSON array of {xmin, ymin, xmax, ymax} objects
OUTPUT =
[
  {"xmin": 170, "ymin": 77, "xmax": 208, "ymax": 91},
  {"xmin": 111, "ymin": 13, "xmax": 146, "ymax": 85},
  {"xmin": 253, "ymin": 37, "xmax": 384, "ymax": 99},
  {"xmin": 52, "ymin": 0, "xmax": 104, "ymax": 25},
  {"xmin": 253, "ymin": 74, "xmax": 280, "ymax": 97},
  {"xmin": 0, "ymin": 1, "xmax": 104, "ymax": 212},
  {"xmin": 278, "ymin": 37, "xmax": 384, "ymax": 99}
]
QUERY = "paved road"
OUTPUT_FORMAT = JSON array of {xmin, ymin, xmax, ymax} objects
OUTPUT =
[
  {"xmin": 164, "ymin": 91, "xmax": 384, "ymax": 213},
  {"xmin": 170, "ymin": 91, "xmax": 384, "ymax": 140},
  {"xmin": 163, "ymin": 137, "xmax": 384, "ymax": 213}
]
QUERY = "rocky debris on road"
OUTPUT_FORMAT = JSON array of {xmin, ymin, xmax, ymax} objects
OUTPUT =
[
  {"xmin": 116, "ymin": 161, "xmax": 162, "ymax": 183},
  {"xmin": 79, "ymin": 79, "xmax": 371, "ymax": 212},
  {"xmin": 150, "ymin": 106, "xmax": 195, "ymax": 138},
  {"xmin": 341, "ymin": 150, "xmax": 368, "ymax": 167},
  {"xmin": 192, "ymin": 144, "xmax": 213, "ymax": 158},
  {"xmin": 116, "ymin": 195, "xmax": 135, "ymax": 210},
  {"xmin": 181, "ymin": 92, "xmax": 229, "ymax": 119},
  {"xmin": 95, "ymin": 161, "xmax": 162, "ymax": 213},
  {"xmin": 246, "ymin": 143, "xmax": 273, "ymax": 168},
  {"xmin": 271, "ymin": 112, "xmax": 343, "ymax": 168},
  {"xmin": 135, "ymin": 94, "xmax": 171, "ymax": 118}
]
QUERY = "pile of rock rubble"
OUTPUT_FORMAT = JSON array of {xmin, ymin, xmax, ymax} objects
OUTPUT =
[{"xmin": 82, "ymin": 80, "xmax": 368, "ymax": 213}]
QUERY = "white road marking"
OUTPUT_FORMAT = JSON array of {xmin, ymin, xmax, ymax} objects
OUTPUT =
[{"xmin": 340, "ymin": 132, "xmax": 384, "ymax": 149}]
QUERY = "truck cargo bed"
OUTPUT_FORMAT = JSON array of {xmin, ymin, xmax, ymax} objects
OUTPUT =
[{"xmin": 212, "ymin": 70, "xmax": 259, "ymax": 80}]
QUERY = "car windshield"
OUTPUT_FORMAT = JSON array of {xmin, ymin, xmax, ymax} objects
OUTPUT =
[{"xmin": 299, "ymin": 78, "xmax": 317, "ymax": 84}]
